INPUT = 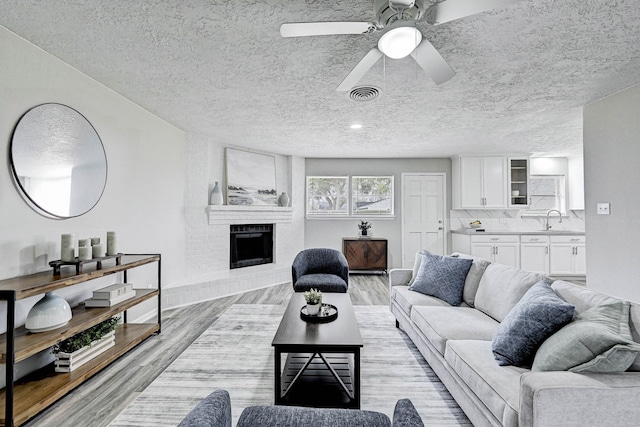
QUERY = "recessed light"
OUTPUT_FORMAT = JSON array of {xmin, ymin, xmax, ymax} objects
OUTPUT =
[{"xmin": 350, "ymin": 124, "xmax": 363, "ymax": 129}]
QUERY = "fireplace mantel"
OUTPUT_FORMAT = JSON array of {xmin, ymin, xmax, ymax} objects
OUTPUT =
[{"xmin": 206, "ymin": 205, "xmax": 293, "ymax": 225}]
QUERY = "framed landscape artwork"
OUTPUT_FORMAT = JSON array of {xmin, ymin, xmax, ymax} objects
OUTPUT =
[{"xmin": 225, "ymin": 148, "xmax": 277, "ymax": 205}]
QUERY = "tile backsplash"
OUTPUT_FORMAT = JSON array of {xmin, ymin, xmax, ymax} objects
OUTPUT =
[{"xmin": 450, "ymin": 209, "xmax": 585, "ymax": 232}]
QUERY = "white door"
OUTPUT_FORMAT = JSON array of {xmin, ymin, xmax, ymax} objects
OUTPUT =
[
  {"xmin": 470, "ymin": 243, "xmax": 495, "ymax": 261},
  {"xmin": 402, "ymin": 174, "xmax": 446, "ymax": 267},
  {"xmin": 549, "ymin": 243, "xmax": 575, "ymax": 275},
  {"xmin": 574, "ymin": 244, "xmax": 587, "ymax": 275},
  {"xmin": 494, "ymin": 243, "xmax": 520, "ymax": 268}
]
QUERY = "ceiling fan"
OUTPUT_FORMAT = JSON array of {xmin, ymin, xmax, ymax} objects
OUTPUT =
[{"xmin": 280, "ymin": 0, "xmax": 522, "ymax": 91}]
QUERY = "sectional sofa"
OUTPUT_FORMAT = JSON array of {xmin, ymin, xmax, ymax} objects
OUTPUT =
[{"xmin": 390, "ymin": 253, "xmax": 640, "ymax": 427}]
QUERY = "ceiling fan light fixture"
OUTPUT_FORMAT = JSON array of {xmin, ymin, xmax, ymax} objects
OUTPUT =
[{"xmin": 377, "ymin": 26, "xmax": 422, "ymax": 59}]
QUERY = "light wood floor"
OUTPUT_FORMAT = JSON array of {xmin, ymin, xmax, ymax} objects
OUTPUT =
[{"xmin": 25, "ymin": 274, "xmax": 390, "ymax": 427}]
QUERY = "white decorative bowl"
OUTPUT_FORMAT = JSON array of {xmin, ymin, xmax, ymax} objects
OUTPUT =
[
  {"xmin": 26, "ymin": 292, "xmax": 72, "ymax": 333},
  {"xmin": 469, "ymin": 223, "xmax": 482, "ymax": 229}
]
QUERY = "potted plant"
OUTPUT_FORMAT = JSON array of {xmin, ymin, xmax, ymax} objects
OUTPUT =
[
  {"xmin": 303, "ymin": 288, "xmax": 323, "ymax": 316},
  {"xmin": 358, "ymin": 220, "xmax": 372, "ymax": 236},
  {"xmin": 53, "ymin": 316, "xmax": 119, "ymax": 372}
]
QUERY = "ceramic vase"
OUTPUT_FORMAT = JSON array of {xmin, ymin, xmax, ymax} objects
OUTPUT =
[
  {"xmin": 306, "ymin": 303, "xmax": 321, "ymax": 316},
  {"xmin": 25, "ymin": 292, "xmax": 72, "ymax": 333},
  {"xmin": 278, "ymin": 192, "xmax": 290, "ymax": 207},
  {"xmin": 209, "ymin": 181, "xmax": 223, "ymax": 205}
]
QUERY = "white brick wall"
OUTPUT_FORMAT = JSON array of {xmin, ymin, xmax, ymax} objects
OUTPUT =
[{"xmin": 168, "ymin": 135, "xmax": 305, "ymax": 309}]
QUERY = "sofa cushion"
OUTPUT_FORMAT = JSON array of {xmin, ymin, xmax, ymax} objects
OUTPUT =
[
  {"xmin": 392, "ymin": 286, "xmax": 452, "ymax": 317},
  {"xmin": 551, "ymin": 280, "xmax": 640, "ymax": 371},
  {"xmin": 532, "ymin": 301, "xmax": 640, "ymax": 373},
  {"xmin": 237, "ymin": 405, "xmax": 391, "ymax": 427},
  {"xmin": 411, "ymin": 306, "xmax": 499, "ymax": 355},
  {"xmin": 293, "ymin": 274, "xmax": 348, "ymax": 293},
  {"xmin": 474, "ymin": 263, "xmax": 547, "ymax": 322},
  {"xmin": 178, "ymin": 389, "xmax": 232, "ymax": 427},
  {"xmin": 492, "ymin": 281, "xmax": 574, "ymax": 367},
  {"xmin": 451, "ymin": 253, "xmax": 491, "ymax": 307},
  {"xmin": 392, "ymin": 399, "xmax": 425, "ymax": 427},
  {"xmin": 445, "ymin": 340, "xmax": 525, "ymax": 427},
  {"xmin": 409, "ymin": 252, "xmax": 472, "ymax": 306}
]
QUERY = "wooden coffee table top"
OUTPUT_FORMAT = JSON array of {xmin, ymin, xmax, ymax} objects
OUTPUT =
[{"xmin": 272, "ymin": 293, "xmax": 363, "ymax": 348}]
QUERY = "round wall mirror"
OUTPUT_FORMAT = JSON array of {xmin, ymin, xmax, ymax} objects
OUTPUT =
[{"xmin": 10, "ymin": 103, "xmax": 107, "ymax": 218}]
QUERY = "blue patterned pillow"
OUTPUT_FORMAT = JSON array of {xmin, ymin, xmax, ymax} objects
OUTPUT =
[
  {"xmin": 492, "ymin": 281, "xmax": 574, "ymax": 367},
  {"xmin": 408, "ymin": 252, "xmax": 472, "ymax": 306}
]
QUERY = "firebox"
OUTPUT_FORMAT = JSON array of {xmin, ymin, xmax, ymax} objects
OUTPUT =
[{"xmin": 230, "ymin": 224, "xmax": 273, "ymax": 269}]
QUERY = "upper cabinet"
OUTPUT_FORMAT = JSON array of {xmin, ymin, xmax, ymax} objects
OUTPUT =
[
  {"xmin": 508, "ymin": 157, "xmax": 530, "ymax": 208},
  {"xmin": 452, "ymin": 156, "xmax": 511, "ymax": 209}
]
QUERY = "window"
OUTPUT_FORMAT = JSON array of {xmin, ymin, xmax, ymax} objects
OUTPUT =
[
  {"xmin": 306, "ymin": 176, "xmax": 349, "ymax": 216},
  {"xmin": 523, "ymin": 175, "xmax": 566, "ymax": 216},
  {"xmin": 351, "ymin": 176, "xmax": 394, "ymax": 216}
]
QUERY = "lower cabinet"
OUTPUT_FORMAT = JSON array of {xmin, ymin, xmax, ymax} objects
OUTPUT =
[
  {"xmin": 342, "ymin": 238, "xmax": 388, "ymax": 272},
  {"xmin": 549, "ymin": 236, "xmax": 586, "ymax": 276},
  {"xmin": 520, "ymin": 235, "xmax": 549, "ymax": 275},
  {"xmin": 468, "ymin": 235, "xmax": 520, "ymax": 268}
]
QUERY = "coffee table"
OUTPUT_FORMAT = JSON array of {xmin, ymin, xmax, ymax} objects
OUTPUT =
[{"xmin": 272, "ymin": 292, "xmax": 363, "ymax": 409}]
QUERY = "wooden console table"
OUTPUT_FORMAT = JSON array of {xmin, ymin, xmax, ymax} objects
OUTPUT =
[
  {"xmin": 0, "ymin": 254, "xmax": 161, "ymax": 427},
  {"xmin": 342, "ymin": 237, "xmax": 388, "ymax": 273}
]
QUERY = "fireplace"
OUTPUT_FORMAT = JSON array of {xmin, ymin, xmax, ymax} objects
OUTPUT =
[{"xmin": 230, "ymin": 224, "xmax": 274, "ymax": 269}]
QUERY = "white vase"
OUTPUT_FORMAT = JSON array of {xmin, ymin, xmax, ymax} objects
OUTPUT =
[
  {"xmin": 209, "ymin": 181, "xmax": 223, "ymax": 205},
  {"xmin": 306, "ymin": 303, "xmax": 321, "ymax": 316},
  {"xmin": 26, "ymin": 292, "xmax": 72, "ymax": 333},
  {"xmin": 278, "ymin": 192, "xmax": 290, "ymax": 207}
]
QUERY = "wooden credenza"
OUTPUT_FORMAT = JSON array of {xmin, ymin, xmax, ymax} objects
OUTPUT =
[{"xmin": 342, "ymin": 237, "xmax": 388, "ymax": 272}]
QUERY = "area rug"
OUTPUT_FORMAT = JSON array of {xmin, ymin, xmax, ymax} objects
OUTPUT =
[{"xmin": 109, "ymin": 304, "xmax": 470, "ymax": 426}]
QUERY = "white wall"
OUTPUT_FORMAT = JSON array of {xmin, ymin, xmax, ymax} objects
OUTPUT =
[
  {"xmin": 304, "ymin": 158, "xmax": 452, "ymax": 269},
  {"xmin": 583, "ymin": 83, "xmax": 640, "ymax": 302},
  {"xmin": 0, "ymin": 26, "xmax": 186, "ymax": 383}
]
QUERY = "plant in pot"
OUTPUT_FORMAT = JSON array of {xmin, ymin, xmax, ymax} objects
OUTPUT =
[
  {"xmin": 358, "ymin": 221, "xmax": 371, "ymax": 236},
  {"xmin": 303, "ymin": 288, "xmax": 323, "ymax": 316},
  {"xmin": 53, "ymin": 316, "xmax": 119, "ymax": 372}
]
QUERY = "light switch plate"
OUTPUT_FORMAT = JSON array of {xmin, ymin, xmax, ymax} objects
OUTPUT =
[{"xmin": 597, "ymin": 203, "xmax": 610, "ymax": 215}]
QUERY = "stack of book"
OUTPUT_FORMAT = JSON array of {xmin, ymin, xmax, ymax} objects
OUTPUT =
[{"xmin": 85, "ymin": 283, "xmax": 136, "ymax": 308}]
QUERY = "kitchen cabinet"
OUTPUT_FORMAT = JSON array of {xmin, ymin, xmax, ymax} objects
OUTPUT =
[
  {"xmin": 508, "ymin": 157, "xmax": 530, "ymax": 208},
  {"xmin": 549, "ymin": 236, "xmax": 586, "ymax": 276},
  {"xmin": 0, "ymin": 254, "xmax": 161, "ymax": 427},
  {"xmin": 452, "ymin": 156, "xmax": 507, "ymax": 209},
  {"xmin": 469, "ymin": 235, "xmax": 520, "ymax": 268},
  {"xmin": 520, "ymin": 235, "xmax": 549, "ymax": 274},
  {"xmin": 342, "ymin": 238, "xmax": 388, "ymax": 272}
]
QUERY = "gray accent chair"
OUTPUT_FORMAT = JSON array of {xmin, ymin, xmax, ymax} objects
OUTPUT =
[
  {"xmin": 291, "ymin": 248, "xmax": 349, "ymax": 293},
  {"xmin": 178, "ymin": 389, "xmax": 425, "ymax": 427}
]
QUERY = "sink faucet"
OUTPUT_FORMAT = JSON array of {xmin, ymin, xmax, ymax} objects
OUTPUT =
[{"xmin": 545, "ymin": 210, "xmax": 563, "ymax": 230}]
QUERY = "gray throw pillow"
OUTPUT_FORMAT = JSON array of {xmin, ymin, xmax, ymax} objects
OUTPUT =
[
  {"xmin": 408, "ymin": 251, "xmax": 472, "ymax": 306},
  {"xmin": 492, "ymin": 281, "xmax": 574, "ymax": 367},
  {"xmin": 532, "ymin": 301, "xmax": 640, "ymax": 372},
  {"xmin": 407, "ymin": 251, "xmax": 425, "ymax": 287}
]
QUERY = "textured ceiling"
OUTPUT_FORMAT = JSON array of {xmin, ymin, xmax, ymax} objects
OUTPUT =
[{"xmin": 1, "ymin": 0, "xmax": 639, "ymax": 158}]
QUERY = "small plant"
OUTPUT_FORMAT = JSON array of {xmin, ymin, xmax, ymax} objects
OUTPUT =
[
  {"xmin": 357, "ymin": 221, "xmax": 372, "ymax": 232},
  {"xmin": 303, "ymin": 288, "xmax": 323, "ymax": 305},
  {"xmin": 53, "ymin": 316, "xmax": 119, "ymax": 354}
]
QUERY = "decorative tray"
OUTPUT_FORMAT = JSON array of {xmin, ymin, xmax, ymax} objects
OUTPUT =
[
  {"xmin": 49, "ymin": 253, "xmax": 123, "ymax": 275},
  {"xmin": 300, "ymin": 303, "xmax": 338, "ymax": 323}
]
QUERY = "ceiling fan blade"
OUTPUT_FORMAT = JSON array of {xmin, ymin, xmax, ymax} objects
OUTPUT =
[
  {"xmin": 425, "ymin": 0, "xmax": 522, "ymax": 25},
  {"xmin": 410, "ymin": 39, "xmax": 456, "ymax": 85},
  {"xmin": 280, "ymin": 22, "xmax": 375, "ymax": 38},
  {"xmin": 336, "ymin": 48, "xmax": 383, "ymax": 92}
]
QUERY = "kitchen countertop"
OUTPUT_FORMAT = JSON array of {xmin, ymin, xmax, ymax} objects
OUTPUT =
[{"xmin": 452, "ymin": 228, "xmax": 585, "ymax": 236}]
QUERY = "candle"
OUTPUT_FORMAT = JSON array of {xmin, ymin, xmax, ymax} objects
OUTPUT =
[
  {"xmin": 78, "ymin": 246, "xmax": 92, "ymax": 261},
  {"xmin": 90, "ymin": 237, "xmax": 100, "ymax": 246},
  {"xmin": 61, "ymin": 234, "xmax": 75, "ymax": 261},
  {"xmin": 78, "ymin": 239, "xmax": 90, "ymax": 248},
  {"xmin": 106, "ymin": 231, "xmax": 117, "ymax": 256},
  {"xmin": 92, "ymin": 244, "xmax": 105, "ymax": 258}
]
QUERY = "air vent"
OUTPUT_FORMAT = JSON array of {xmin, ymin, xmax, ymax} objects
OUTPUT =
[{"xmin": 349, "ymin": 86, "xmax": 381, "ymax": 102}]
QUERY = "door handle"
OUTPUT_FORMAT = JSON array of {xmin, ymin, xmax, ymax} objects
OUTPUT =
[
  {"xmin": 438, "ymin": 220, "xmax": 443, "ymax": 223},
  {"xmin": 438, "ymin": 227, "xmax": 443, "ymax": 230},
  {"xmin": 545, "ymin": 246, "xmax": 548, "ymax": 255}
]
